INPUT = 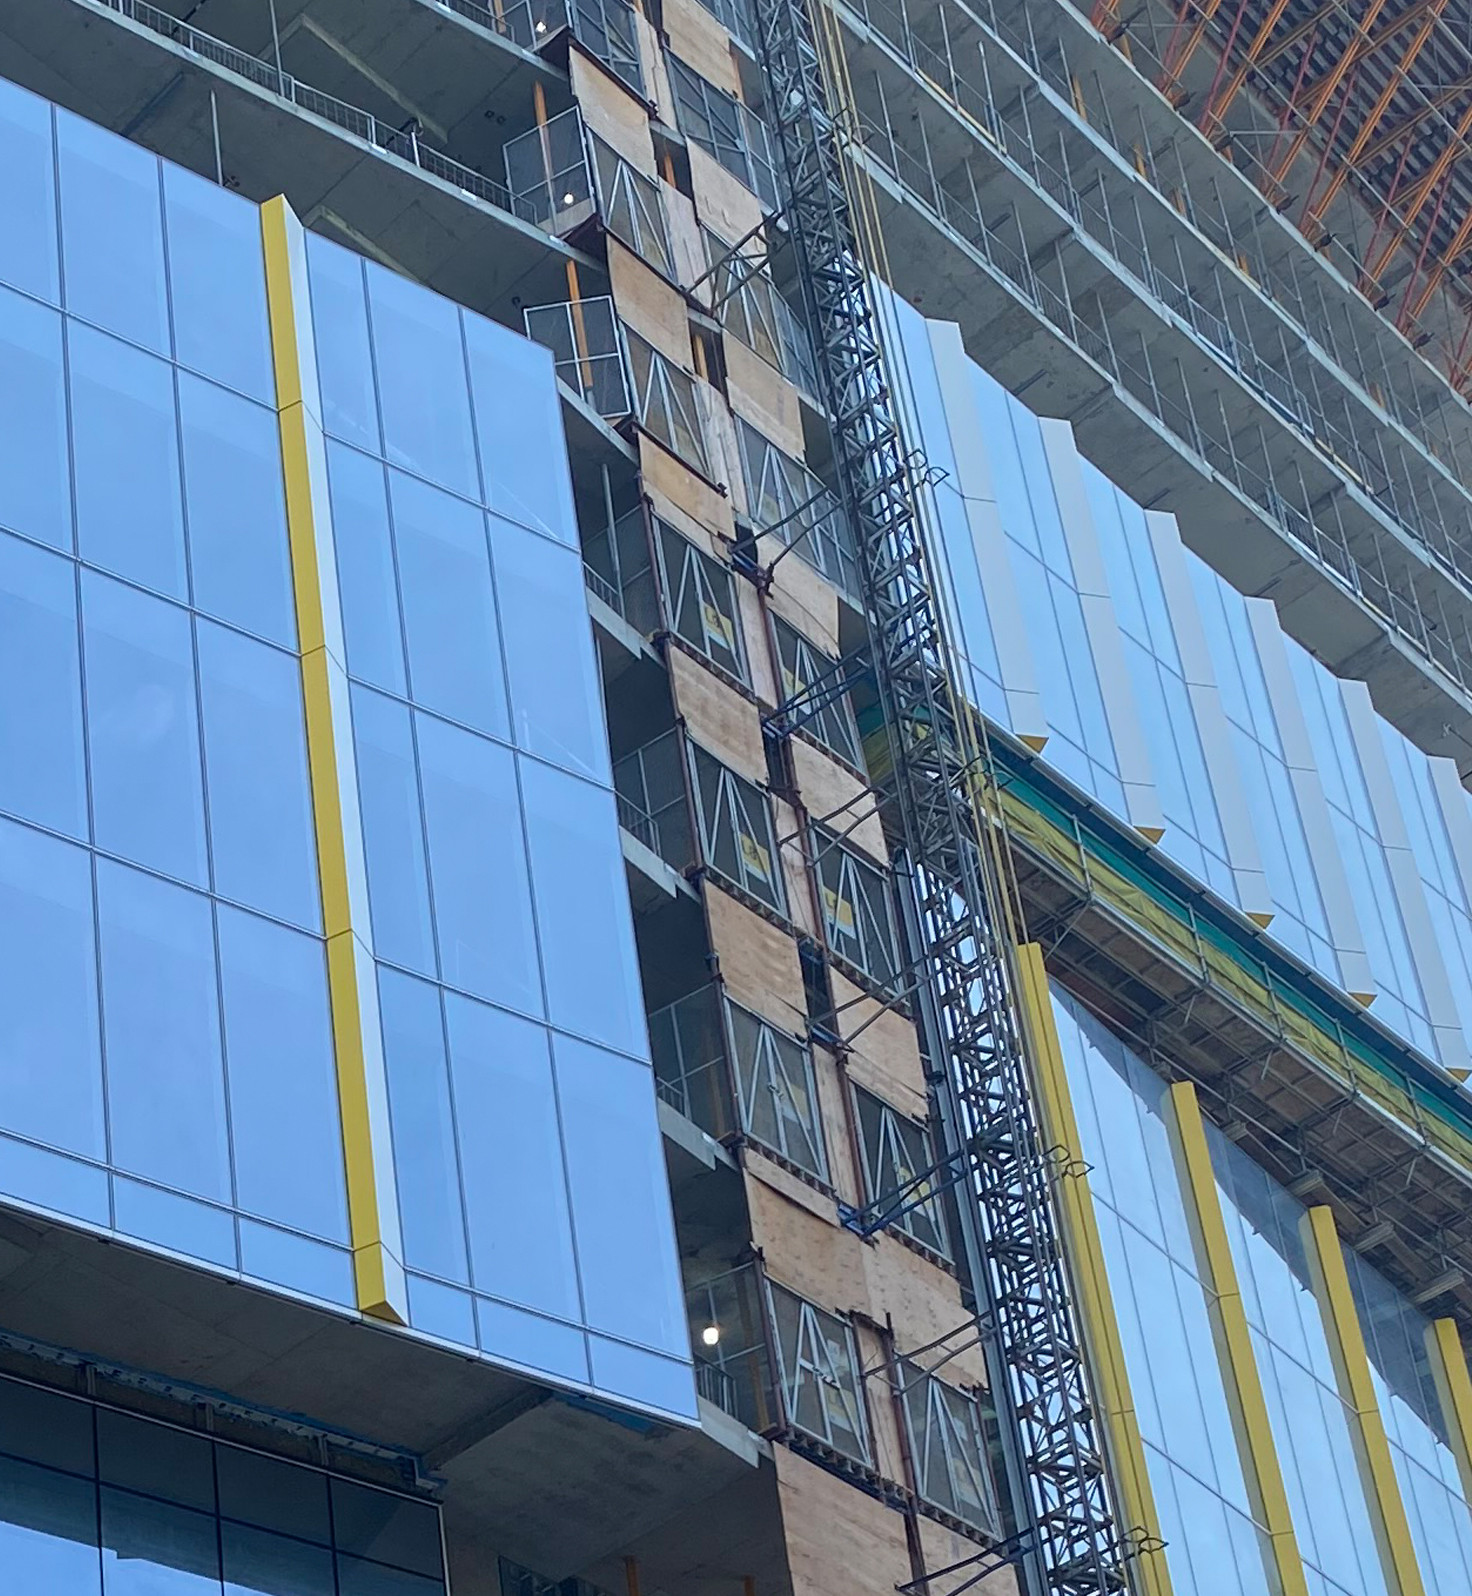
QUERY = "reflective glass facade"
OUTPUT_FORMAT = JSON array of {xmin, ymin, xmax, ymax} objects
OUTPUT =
[
  {"xmin": 305, "ymin": 235, "xmax": 691, "ymax": 1417},
  {"xmin": 0, "ymin": 79, "xmax": 693, "ymax": 1422},
  {"xmin": 892, "ymin": 290, "xmax": 1472, "ymax": 1074},
  {"xmin": 0, "ymin": 81, "xmax": 349, "ymax": 1303},
  {"xmin": 1052, "ymin": 986, "xmax": 1472, "ymax": 1596},
  {"xmin": 0, "ymin": 1372, "xmax": 447, "ymax": 1596}
]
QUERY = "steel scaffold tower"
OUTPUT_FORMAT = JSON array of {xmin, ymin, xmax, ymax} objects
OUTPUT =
[{"xmin": 746, "ymin": 0, "xmax": 1132, "ymax": 1589}]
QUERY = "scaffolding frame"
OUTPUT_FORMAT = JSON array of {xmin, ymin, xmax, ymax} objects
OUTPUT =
[{"xmin": 747, "ymin": 0, "xmax": 1128, "ymax": 1586}]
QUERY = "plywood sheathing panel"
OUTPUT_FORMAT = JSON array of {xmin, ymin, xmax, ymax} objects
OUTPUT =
[
  {"xmin": 608, "ymin": 237, "xmax": 691, "ymax": 367},
  {"xmin": 571, "ymin": 52, "xmax": 655, "ymax": 172},
  {"xmin": 689, "ymin": 144, "xmax": 765, "ymax": 245},
  {"xmin": 831, "ymin": 971, "xmax": 927, "ymax": 1106},
  {"xmin": 726, "ymin": 339, "xmax": 806, "ymax": 457},
  {"xmin": 775, "ymin": 1445, "xmax": 913, "ymax": 1596},
  {"xmin": 773, "ymin": 795, "xmax": 819, "ymax": 941},
  {"xmin": 918, "ymin": 1518, "xmax": 1018, "ymax": 1596},
  {"xmin": 746, "ymin": 1178, "xmax": 982, "ymax": 1385},
  {"xmin": 738, "ymin": 582, "xmax": 780, "ymax": 706},
  {"xmin": 706, "ymin": 888, "xmax": 807, "ymax": 1034},
  {"xmin": 765, "ymin": 547, "xmax": 841, "ymax": 655},
  {"xmin": 697, "ymin": 383, "xmax": 744, "ymax": 499},
  {"xmin": 632, "ymin": 11, "xmax": 673, "ymax": 129},
  {"xmin": 744, "ymin": 1143, "xmax": 842, "ymax": 1228},
  {"xmin": 669, "ymin": 646, "xmax": 767, "ymax": 780},
  {"xmin": 646, "ymin": 487, "xmax": 720, "ymax": 558},
  {"xmin": 664, "ymin": 0, "xmax": 743, "ymax": 96},
  {"xmin": 664, "ymin": 185, "xmax": 707, "ymax": 297},
  {"xmin": 791, "ymin": 740, "xmax": 885, "ymax": 863},
  {"xmin": 638, "ymin": 434, "xmax": 737, "ymax": 539}
]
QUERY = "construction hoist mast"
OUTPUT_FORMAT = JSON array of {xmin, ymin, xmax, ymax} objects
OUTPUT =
[{"xmin": 745, "ymin": 1, "xmax": 1130, "ymax": 1590}]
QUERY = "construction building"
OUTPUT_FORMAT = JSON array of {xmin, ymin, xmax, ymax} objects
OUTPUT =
[{"xmin": 0, "ymin": 0, "xmax": 1471, "ymax": 1594}]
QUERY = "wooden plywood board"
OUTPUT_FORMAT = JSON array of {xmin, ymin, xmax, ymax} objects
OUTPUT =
[
  {"xmin": 790, "ymin": 739, "xmax": 885, "ymax": 863},
  {"xmin": 689, "ymin": 144, "xmax": 766, "ymax": 244},
  {"xmin": 632, "ymin": 10, "xmax": 672, "ymax": 128},
  {"xmin": 737, "ymin": 582, "xmax": 779, "ymax": 706},
  {"xmin": 726, "ymin": 339, "xmax": 806, "ymax": 457},
  {"xmin": 706, "ymin": 887, "xmax": 807, "ymax": 1032},
  {"xmin": 917, "ymin": 1519, "xmax": 1018, "ymax": 1596},
  {"xmin": 646, "ymin": 485, "xmax": 721, "ymax": 557},
  {"xmin": 638, "ymin": 434, "xmax": 736, "ymax": 538},
  {"xmin": 608, "ymin": 237, "xmax": 691, "ymax": 366},
  {"xmin": 831, "ymin": 971, "xmax": 926, "ymax": 1105},
  {"xmin": 669, "ymin": 646, "xmax": 767, "ymax": 779},
  {"xmin": 664, "ymin": 186, "xmax": 707, "ymax": 297},
  {"xmin": 664, "ymin": 0, "xmax": 742, "ymax": 96},
  {"xmin": 773, "ymin": 797, "xmax": 818, "ymax": 941},
  {"xmin": 697, "ymin": 382, "xmax": 743, "ymax": 500},
  {"xmin": 765, "ymin": 550, "xmax": 841, "ymax": 654},
  {"xmin": 571, "ymin": 52, "xmax": 655, "ymax": 172},
  {"xmin": 775, "ymin": 1447, "xmax": 913, "ymax": 1596}
]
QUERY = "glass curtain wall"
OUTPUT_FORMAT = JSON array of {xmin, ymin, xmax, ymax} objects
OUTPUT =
[{"xmin": 303, "ymin": 228, "xmax": 691, "ymax": 1416}]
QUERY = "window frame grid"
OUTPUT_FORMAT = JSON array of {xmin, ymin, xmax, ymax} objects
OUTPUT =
[
  {"xmin": 725, "ymin": 997, "xmax": 829, "ymax": 1181},
  {"xmin": 766, "ymin": 1279, "xmax": 873, "ymax": 1464},
  {"xmin": 773, "ymin": 616, "xmax": 865, "ymax": 770},
  {"xmin": 811, "ymin": 822, "xmax": 902, "ymax": 992},
  {"xmin": 736, "ymin": 418, "xmax": 862, "ymax": 600},
  {"xmin": 591, "ymin": 137, "xmax": 674, "ymax": 280},
  {"xmin": 626, "ymin": 329, "xmax": 710, "ymax": 475},
  {"xmin": 853, "ymin": 1084, "xmax": 951, "ymax": 1259},
  {"xmin": 897, "ymin": 1358, "xmax": 1003, "ymax": 1538},
  {"xmin": 687, "ymin": 740, "xmax": 787, "ymax": 914},
  {"xmin": 652, "ymin": 518, "xmax": 749, "ymax": 684}
]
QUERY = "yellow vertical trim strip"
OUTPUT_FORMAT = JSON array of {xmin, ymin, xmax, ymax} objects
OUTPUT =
[
  {"xmin": 1426, "ymin": 1318, "xmax": 1472, "ymax": 1505},
  {"xmin": 1166, "ymin": 1083, "xmax": 1308, "ymax": 1596},
  {"xmin": 1015, "ymin": 943, "xmax": 1174, "ymax": 1596},
  {"xmin": 1300, "ymin": 1206, "xmax": 1424, "ymax": 1596},
  {"xmin": 260, "ymin": 196, "xmax": 407, "ymax": 1325}
]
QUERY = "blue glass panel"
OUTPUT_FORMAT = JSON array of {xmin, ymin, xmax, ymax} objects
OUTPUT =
[
  {"xmin": 327, "ymin": 442, "xmax": 405, "ymax": 694},
  {"xmin": 70, "ymin": 324, "xmax": 186, "ymax": 599},
  {"xmin": 390, "ymin": 473, "xmax": 507, "ymax": 737},
  {"xmin": 216, "ymin": 1448, "xmax": 329, "ymax": 1545},
  {"xmin": 0, "ymin": 1378, "xmax": 94, "ymax": 1474},
  {"xmin": 98, "ymin": 1407, "xmax": 214, "ymax": 1511},
  {"xmin": 0, "ymin": 531, "xmax": 86, "ymax": 837},
  {"xmin": 197, "ymin": 621, "xmax": 319, "ymax": 929},
  {"xmin": 588, "ymin": 1337, "xmax": 697, "ymax": 1417},
  {"xmin": 366, "ymin": 265, "xmax": 476, "ymax": 499},
  {"xmin": 223, "ymin": 1522, "xmax": 335, "ymax": 1596},
  {"xmin": 329, "ymin": 1478, "xmax": 441, "ymax": 1579},
  {"xmin": 238, "ymin": 1221, "xmax": 354, "ymax": 1308},
  {"xmin": 179, "ymin": 375, "xmax": 295, "ymax": 646},
  {"xmin": 162, "ymin": 163, "xmax": 273, "ymax": 403},
  {"xmin": 82, "ymin": 572, "xmax": 206, "ymax": 885},
  {"xmin": 377, "ymin": 967, "xmax": 467, "ymax": 1284},
  {"xmin": 0, "ymin": 287, "xmax": 70, "ymax": 549},
  {"xmin": 101, "ymin": 1487, "xmax": 220, "ymax": 1596},
  {"xmin": 521, "ymin": 762, "xmax": 644, "ymax": 1056},
  {"xmin": 56, "ymin": 112, "xmax": 168, "ymax": 353},
  {"xmin": 475, "ymin": 1296, "xmax": 589, "ymax": 1386},
  {"xmin": 0, "ymin": 818, "xmax": 104, "ymax": 1161},
  {"xmin": 0, "ymin": 80, "xmax": 59, "ymax": 303},
  {"xmin": 217, "ymin": 906, "xmax": 346, "ymax": 1242},
  {"xmin": 96, "ymin": 860, "xmax": 230, "ymax": 1202},
  {"xmin": 443, "ymin": 995, "xmax": 577, "ymax": 1318},
  {"xmin": 113, "ymin": 1177, "xmax": 237, "ymax": 1271},
  {"xmin": 305, "ymin": 235, "xmax": 378, "ymax": 450},
  {"xmin": 335, "ymin": 1556, "xmax": 442, "ymax": 1596},
  {"xmin": 406, "ymin": 1274, "xmax": 476, "ymax": 1348},
  {"xmin": 351, "ymin": 687, "xmax": 434, "ymax": 976},
  {"xmin": 464, "ymin": 315, "xmax": 576, "ymax": 543},
  {"xmin": 0, "ymin": 1133, "xmax": 108, "ymax": 1229},
  {"xmin": 555, "ymin": 1037, "xmax": 686, "ymax": 1355},
  {"xmin": 493, "ymin": 520, "xmax": 609, "ymax": 781},
  {"xmin": 0, "ymin": 1455, "xmax": 101, "ymax": 1596},
  {"xmin": 416, "ymin": 715, "xmax": 541, "ymax": 1013}
]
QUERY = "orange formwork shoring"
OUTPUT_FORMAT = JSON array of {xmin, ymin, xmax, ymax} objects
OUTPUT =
[{"xmin": 1299, "ymin": 0, "xmax": 1450, "ymax": 232}]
